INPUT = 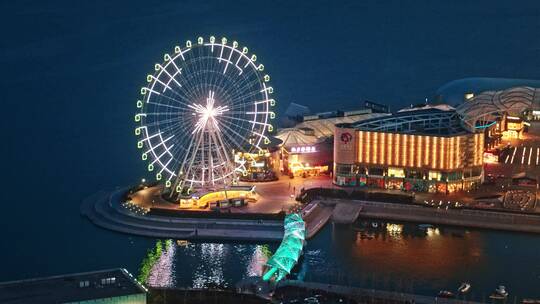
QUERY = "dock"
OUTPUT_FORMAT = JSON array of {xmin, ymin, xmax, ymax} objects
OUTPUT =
[
  {"xmin": 331, "ymin": 203, "xmax": 363, "ymax": 224},
  {"xmin": 301, "ymin": 200, "xmax": 364, "ymax": 239},
  {"xmin": 279, "ymin": 280, "xmax": 485, "ymax": 304},
  {"xmin": 302, "ymin": 201, "xmax": 334, "ymax": 239}
]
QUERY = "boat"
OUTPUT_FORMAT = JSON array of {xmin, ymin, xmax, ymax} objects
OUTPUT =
[
  {"xmin": 303, "ymin": 297, "xmax": 319, "ymax": 304},
  {"xmin": 359, "ymin": 232, "xmax": 375, "ymax": 240},
  {"xmin": 176, "ymin": 240, "xmax": 189, "ymax": 247},
  {"xmin": 437, "ymin": 290, "xmax": 455, "ymax": 298},
  {"xmin": 490, "ymin": 294, "xmax": 507, "ymax": 300},
  {"xmin": 490, "ymin": 285, "xmax": 509, "ymax": 299},
  {"xmin": 458, "ymin": 282, "xmax": 471, "ymax": 293},
  {"xmin": 522, "ymin": 299, "xmax": 540, "ymax": 304}
]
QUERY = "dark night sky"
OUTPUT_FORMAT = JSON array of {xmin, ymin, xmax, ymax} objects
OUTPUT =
[{"xmin": 0, "ymin": 0, "xmax": 539, "ymax": 279}]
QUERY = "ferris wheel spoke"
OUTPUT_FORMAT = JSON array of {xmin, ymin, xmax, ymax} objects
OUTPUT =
[
  {"xmin": 226, "ymin": 98, "xmax": 269, "ymax": 112},
  {"xmin": 143, "ymin": 116, "xmax": 183, "ymax": 128},
  {"xmin": 146, "ymin": 101, "xmax": 186, "ymax": 110},
  {"xmin": 148, "ymin": 75, "xmax": 174, "ymax": 93},
  {"xmin": 145, "ymin": 86, "xmax": 193, "ymax": 108},
  {"xmin": 168, "ymin": 58, "xmax": 202, "ymax": 103},
  {"xmin": 228, "ymin": 87, "xmax": 267, "ymax": 109},
  {"xmin": 137, "ymin": 37, "xmax": 274, "ymax": 195},
  {"xmin": 217, "ymin": 119, "xmax": 257, "ymax": 150},
  {"xmin": 155, "ymin": 63, "xmax": 183, "ymax": 89},
  {"xmin": 150, "ymin": 144, "xmax": 175, "ymax": 166},
  {"xmin": 220, "ymin": 113, "xmax": 270, "ymax": 128},
  {"xmin": 144, "ymin": 134, "xmax": 175, "ymax": 155}
]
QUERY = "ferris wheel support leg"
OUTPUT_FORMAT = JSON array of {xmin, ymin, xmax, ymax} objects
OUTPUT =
[
  {"xmin": 175, "ymin": 128, "xmax": 205, "ymax": 200},
  {"xmin": 171, "ymin": 130, "xmax": 197, "ymax": 198},
  {"xmin": 213, "ymin": 126, "xmax": 238, "ymax": 184}
]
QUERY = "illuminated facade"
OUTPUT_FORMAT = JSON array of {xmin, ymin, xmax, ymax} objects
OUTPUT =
[
  {"xmin": 334, "ymin": 109, "xmax": 484, "ymax": 193},
  {"xmin": 275, "ymin": 127, "xmax": 332, "ymax": 177}
]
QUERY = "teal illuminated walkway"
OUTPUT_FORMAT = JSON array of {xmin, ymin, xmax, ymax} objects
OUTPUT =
[{"xmin": 262, "ymin": 213, "xmax": 306, "ymax": 282}]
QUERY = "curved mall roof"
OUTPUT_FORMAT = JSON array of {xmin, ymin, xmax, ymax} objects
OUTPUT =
[
  {"xmin": 436, "ymin": 77, "xmax": 540, "ymax": 105},
  {"xmin": 456, "ymin": 86, "xmax": 540, "ymax": 131}
]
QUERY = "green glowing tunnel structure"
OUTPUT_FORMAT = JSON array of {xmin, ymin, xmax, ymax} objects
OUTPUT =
[{"xmin": 262, "ymin": 213, "xmax": 306, "ymax": 282}]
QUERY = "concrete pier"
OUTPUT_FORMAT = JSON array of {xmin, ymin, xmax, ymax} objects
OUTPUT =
[
  {"xmin": 331, "ymin": 203, "xmax": 363, "ymax": 224},
  {"xmin": 302, "ymin": 201, "xmax": 334, "ymax": 239},
  {"xmin": 349, "ymin": 199, "xmax": 540, "ymax": 234},
  {"xmin": 81, "ymin": 188, "xmax": 284, "ymax": 242},
  {"xmin": 279, "ymin": 280, "xmax": 484, "ymax": 304}
]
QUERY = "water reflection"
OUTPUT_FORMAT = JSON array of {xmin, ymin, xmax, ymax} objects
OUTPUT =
[
  {"xmin": 138, "ymin": 242, "xmax": 276, "ymax": 289},
  {"xmin": 191, "ymin": 243, "xmax": 227, "ymax": 288},
  {"xmin": 135, "ymin": 222, "xmax": 540, "ymax": 299},
  {"xmin": 301, "ymin": 220, "xmax": 488, "ymax": 296},
  {"xmin": 138, "ymin": 239, "xmax": 176, "ymax": 286},
  {"xmin": 147, "ymin": 239, "xmax": 176, "ymax": 287},
  {"xmin": 347, "ymin": 221, "xmax": 483, "ymax": 276},
  {"xmin": 246, "ymin": 245, "xmax": 271, "ymax": 277}
]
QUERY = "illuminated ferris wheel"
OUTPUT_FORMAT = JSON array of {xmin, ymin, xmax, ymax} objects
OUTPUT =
[{"xmin": 135, "ymin": 36, "xmax": 275, "ymax": 196}]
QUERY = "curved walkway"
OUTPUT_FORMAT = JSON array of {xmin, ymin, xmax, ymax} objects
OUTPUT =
[{"xmin": 81, "ymin": 188, "xmax": 284, "ymax": 241}]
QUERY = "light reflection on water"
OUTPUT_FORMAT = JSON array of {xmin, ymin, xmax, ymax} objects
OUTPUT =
[
  {"xmin": 147, "ymin": 240, "xmax": 176, "ymax": 287},
  {"xmin": 246, "ymin": 245, "xmax": 270, "ymax": 277},
  {"xmin": 139, "ymin": 221, "xmax": 540, "ymax": 299},
  {"xmin": 143, "ymin": 241, "xmax": 274, "ymax": 289}
]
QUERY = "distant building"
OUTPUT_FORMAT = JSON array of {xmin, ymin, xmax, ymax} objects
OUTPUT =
[
  {"xmin": 364, "ymin": 100, "xmax": 390, "ymax": 113},
  {"xmin": 436, "ymin": 77, "xmax": 540, "ymax": 106},
  {"xmin": 280, "ymin": 102, "xmax": 311, "ymax": 127},
  {"xmin": 0, "ymin": 268, "xmax": 147, "ymax": 304}
]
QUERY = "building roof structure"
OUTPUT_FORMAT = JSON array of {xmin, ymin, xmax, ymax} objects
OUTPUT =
[
  {"xmin": 0, "ymin": 268, "xmax": 147, "ymax": 304},
  {"xmin": 456, "ymin": 86, "xmax": 540, "ymax": 131},
  {"xmin": 436, "ymin": 77, "xmax": 540, "ymax": 105},
  {"xmin": 348, "ymin": 108, "xmax": 469, "ymax": 136},
  {"xmin": 275, "ymin": 128, "xmax": 322, "ymax": 148}
]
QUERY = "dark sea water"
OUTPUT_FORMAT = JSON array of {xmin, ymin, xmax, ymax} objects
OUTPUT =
[
  {"xmin": 1, "ymin": 0, "xmax": 540, "ymax": 300},
  {"xmin": 110, "ymin": 221, "xmax": 540, "ymax": 300}
]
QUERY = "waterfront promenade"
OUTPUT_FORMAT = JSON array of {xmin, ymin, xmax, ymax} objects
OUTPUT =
[
  {"xmin": 356, "ymin": 199, "xmax": 540, "ymax": 233},
  {"xmin": 81, "ymin": 188, "xmax": 284, "ymax": 241},
  {"xmin": 82, "ymin": 171, "xmax": 540, "ymax": 242}
]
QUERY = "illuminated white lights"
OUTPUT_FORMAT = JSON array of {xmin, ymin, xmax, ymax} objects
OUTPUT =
[
  {"xmin": 135, "ymin": 36, "xmax": 275, "ymax": 195},
  {"xmin": 188, "ymin": 91, "xmax": 229, "ymax": 134}
]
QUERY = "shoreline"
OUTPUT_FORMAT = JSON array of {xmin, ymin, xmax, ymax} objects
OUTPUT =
[
  {"xmin": 345, "ymin": 199, "xmax": 540, "ymax": 234},
  {"xmin": 81, "ymin": 188, "xmax": 284, "ymax": 242},
  {"xmin": 82, "ymin": 186, "xmax": 540, "ymax": 242}
]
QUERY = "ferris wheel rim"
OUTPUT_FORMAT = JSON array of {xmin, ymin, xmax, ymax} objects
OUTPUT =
[{"xmin": 135, "ymin": 36, "xmax": 276, "ymax": 193}]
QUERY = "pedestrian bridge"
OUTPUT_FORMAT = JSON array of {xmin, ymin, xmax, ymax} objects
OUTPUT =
[{"xmin": 262, "ymin": 213, "xmax": 306, "ymax": 282}]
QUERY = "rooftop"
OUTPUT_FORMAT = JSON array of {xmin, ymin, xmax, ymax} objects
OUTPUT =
[
  {"xmin": 436, "ymin": 77, "xmax": 540, "ymax": 105},
  {"xmin": 295, "ymin": 111, "xmax": 389, "ymax": 138},
  {"xmin": 345, "ymin": 108, "xmax": 470, "ymax": 136},
  {"xmin": 0, "ymin": 268, "xmax": 147, "ymax": 304}
]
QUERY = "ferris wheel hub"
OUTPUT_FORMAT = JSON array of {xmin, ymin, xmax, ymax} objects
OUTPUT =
[{"xmin": 189, "ymin": 90, "xmax": 229, "ymax": 134}]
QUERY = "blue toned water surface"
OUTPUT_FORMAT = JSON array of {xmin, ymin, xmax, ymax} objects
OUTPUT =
[{"xmin": 1, "ymin": 0, "xmax": 540, "ymax": 300}]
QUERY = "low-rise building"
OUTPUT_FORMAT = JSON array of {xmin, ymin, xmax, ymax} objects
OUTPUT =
[
  {"xmin": 0, "ymin": 268, "xmax": 147, "ymax": 304},
  {"xmin": 334, "ymin": 108, "xmax": 484, "ymax": 193}
]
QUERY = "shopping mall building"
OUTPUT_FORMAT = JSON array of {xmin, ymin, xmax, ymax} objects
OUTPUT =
[{"xmin": 334, "ymin": 107, "xmax": 484, "ymax": 193}]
